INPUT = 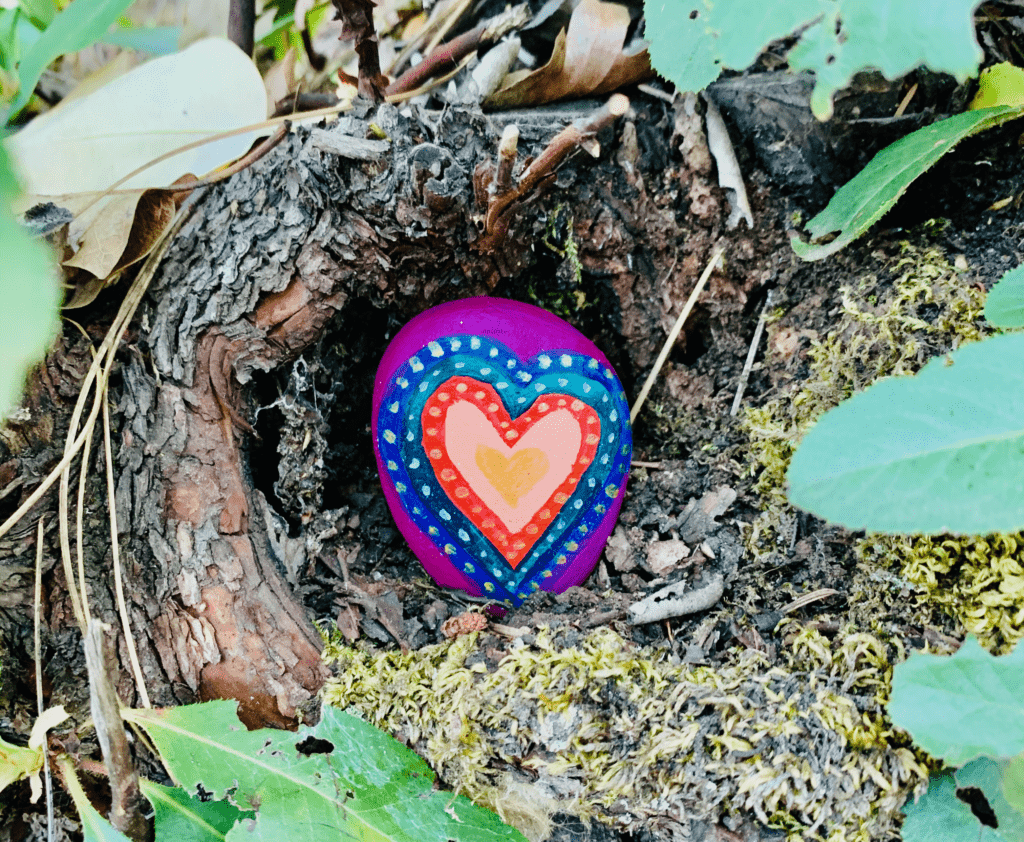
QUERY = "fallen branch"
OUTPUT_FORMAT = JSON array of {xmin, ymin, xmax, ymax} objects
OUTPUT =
[{"xmin": 478, "ymin": 94, "xmax": 630, "ymax": 250}]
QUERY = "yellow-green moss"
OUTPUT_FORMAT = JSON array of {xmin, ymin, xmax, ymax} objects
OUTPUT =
[
  {"xmin": 741, "ymin": 242, "xmax": 1024, "ymax": 649},
  {"xmin": 322, "ymin": 625, "xmax": 927, "ymax": 841}
]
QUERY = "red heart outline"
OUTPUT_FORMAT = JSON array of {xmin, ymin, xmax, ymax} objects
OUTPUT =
[{"xmin": 422, "ymin": 376, "xmax": 600, "ymax": 568}]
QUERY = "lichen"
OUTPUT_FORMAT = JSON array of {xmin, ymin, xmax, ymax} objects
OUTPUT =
[
  {"xmin": 742, "ymin": 242, "xmax": 1024, "ymax": 650},
  {"xmin": 322, "ymin": 625, "xmax": 928, "ymax": 841}
]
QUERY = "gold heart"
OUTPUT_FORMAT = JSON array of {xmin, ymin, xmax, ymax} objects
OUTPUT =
[{"xmin": 475, "ymin": 446, "xmax": 550, "ymax": 508}]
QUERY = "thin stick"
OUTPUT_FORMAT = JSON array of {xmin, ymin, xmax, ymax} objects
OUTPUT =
[
  {"xmin": 729, "ymin": 289, "xmax": 773, "ymax": 417},
  {"xmin": 630, "ymin": 248, "xmax": 724, "ymax": 425},
  {"xmin": 84, "ymin": 621, "xmax": 147, "ymax": 841},
  {"xmin": 105, "ymin": 392, "xmax": 150, "ymax": 707},
  {"xmin": 34, "ymin": 518, "xmax": 55, "ymax": 842}
]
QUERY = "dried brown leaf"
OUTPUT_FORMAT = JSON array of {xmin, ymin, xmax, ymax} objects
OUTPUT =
[
  {"xmin": 484, "ymin": 0, "xmax": 651, "ymax": 109},
  {"xmin": 62, "ymin": 189, "xmax": 176, "ymax": 279}
]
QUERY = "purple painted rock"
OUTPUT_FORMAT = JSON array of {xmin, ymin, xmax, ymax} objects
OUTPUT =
[{"xmin": 372, "ymin": 298, "xmax": 631, "ymax": 605}]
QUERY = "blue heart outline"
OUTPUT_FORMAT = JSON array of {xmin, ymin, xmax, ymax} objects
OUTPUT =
[{"xmin": 377, "ymin": 335, "xmax": 631, "ymax": 603}]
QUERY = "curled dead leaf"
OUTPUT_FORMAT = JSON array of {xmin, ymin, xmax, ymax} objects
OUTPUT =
[{"xmin": 484, "ymin": 0, "xmax": 651, "ymax": 109}]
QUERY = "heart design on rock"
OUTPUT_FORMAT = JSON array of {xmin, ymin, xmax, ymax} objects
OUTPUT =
[
  {"xmin": 375, "ymin": 321, "xmax": 631, "ymax": 604},
  {"xmin": 421, "ymin": 376, "xmax": 600, "ymax": 568}
]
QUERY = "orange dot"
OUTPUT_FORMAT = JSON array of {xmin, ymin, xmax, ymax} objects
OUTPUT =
[
  {"xmin": 456, "ymin": 383, "xmax": 468, "ymax": 392},
  {"xmin": 579, "ymin": 456, "xmax": 591, "ymax": 466},
  {"xmin": 512, "ymin": 539, "xmax": 526, "ymax": 550},
  {"xmin": 430, "ymin": 449, "xmax": 443, "ymax": 459},
  {"xmin": 567, "ymin": 476, "xmax": 578, "ymax": 485},
  {"xmin": 500, "ymin": 421, "xmax": 510, "ymax": 429},
  {"xmin": 472, "ymin": 505, "xmax": 482, "ymax": 514},
  {"xmin": 557, "ymin": 399, "xmax": 567, "ymax": 406},
  {"xmin": 554, "ymin": 492, "xmax": 569, "ymax": 504},
  {"xmin": 587, "ymin": 416, "xmax": 598, "ymax": 425},
  {"xmin": 437, "ymin": 392, "xmax": 450, "ymax": 401},
  {"xmin": 523, "ymin": 416, "xmax": 532, "ymax": 424},
  {"xmin": 537, "ymin": 402, "xmax": 550, "ymax": 412},
  {"xmin": 505, "ymin": 430, "xmax": 518, "ymax": 440},
  {"xmin": 455, "ymin": 487, "xmax": 470, "ymax": 498},
  {"xmin": 525, "ymin": 524, "xmax": 539, "ymax": 535},
  {"xmin": 482, "ymin": 519, "xmax": 495, "ymax": 529},
  {"xmin": 440, "ymin": 468, "xmax": 456, "ymax": 481},
  {"xmin": 475, "ymin": 391, "xmax": 486, "ymax": 399},
  {"xmin": 507, "ymin": 551, "xmax": 518, "ymax": 561},
  {"xmin": 428, "ymin": 406, "xmax": 442, "ymax": 417},
  {"xmin": 571, "ymin": 399, "xmax": 584, "ymax": 411},
  {"xmin": 426, "ymin": 427, "xmax": 438, "ymax": 437},
  {"xmin": 539, "ymin": 509, "xmax": 551, "ymax": 520},
  {"xmin": 488, "ymin": 403, "xmax": 499, "ymax": 413},
  {"xmin": 585, "ymin": 433, "xmax": 599, "ymax": 445},
  {"xmin": 496, "ymin": 534, "xmax": 507, "ymax": 544}
]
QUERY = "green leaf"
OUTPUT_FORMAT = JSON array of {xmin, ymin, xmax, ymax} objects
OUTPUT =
[
  {"xmin": 792, "ymin": 105, "xmax": 1023, "ymax": 261},
  {"xmin": 140, "ymin": 778, "xmax": 252, "ymax": 842},
  {"xmin": 0, "ymin": 734, "xmax": 41, "ymax": 793},
  {"xmin": 0, "ymin": 145, "xmax": 61, "ymax": 420},
  {"xmin": 59, "ymin": 757, "xmax": 135, "ymax": 842},
  {"xmin": 786, "ymin": 332, "xmax": 1024, "ymax": 534},
  {"xmin": 643, "ymin": 0, "xmax": 982, "ymax": 119},
  {"xmin": 889, "ymin": 636, "xmax": 1024, "ymax": 766},
  {"xmin": 986, "ymin": 266, "xmax": 1024, "ymax": 329},
  {"xmin": 971, "ymin": 62, "xmax": 1024, "ymax": 109},
  {"xmin": 124, "ymin": 702, "xmax": 527, "ymax": 842},
  {"xmin": 957, "ymin": 759, "xmax": 1024, "ymax": 840},
  {"xmin": 903, "ymin": 760, "xmax": 1024, "ymax": 842},
  {"xmin": 787, "ymin": 0, "xmax": 982, "ymax": 120},
  {"xmin": 644, "ymin": 0, "xmax": 827, "ymax": 96},
  {"xmin": 1005, "ymin": 756, "xmax": 1024, "ymax": 814},
  {"xmin": 99, "ymin": 26, "xmax": 182, "ymax": 56},
  {"xmin": 6, "ymin": 0, "xmax": 135, "ymax": 121}
]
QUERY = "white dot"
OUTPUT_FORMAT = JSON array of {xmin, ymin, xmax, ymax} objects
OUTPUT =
[
  {"xmin": 410, "ymin": 356, "xmax": 424, "ymax": 372},
  {"xmin": 450, "ymin": 339, "xmax": 462, "ymax": 351},
  {"xmin": 560, "ymin": 354, "xmax": 572, "ymax": 367},
  {"xmin": 409, "ymin": 458, "xmax": 420, "ymax": 469},
  {"xmin": 538, "ymin": 355, "xmax": 552, "ymax": 369},
  {"xmin": 470, "ymin": 337, "xmax": 481, "ymax": 350},
  {"xmin": 428, "ymin": 341, "xmax": 444, "ymax": 357},
  {"xmin": 421, "ymin": 485, "xmax": 431, "ymax": 496}
]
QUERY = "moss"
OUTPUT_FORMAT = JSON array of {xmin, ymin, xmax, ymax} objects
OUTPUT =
[
  {"xmin": 859, "ymin": 533, "xmax": 1024, "ymax": 653},
  {"xmin": 738, "ymin": 243, "xmax": 1024, "ymax": 650},
  {"xmin": 322, "ymin": 626, "xmax": 927, "ymax": 841}
]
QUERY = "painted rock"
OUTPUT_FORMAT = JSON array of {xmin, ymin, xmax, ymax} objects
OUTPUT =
[{"xmin": 372, "ymin": 298, "xmax": 631, "ymax": 605}]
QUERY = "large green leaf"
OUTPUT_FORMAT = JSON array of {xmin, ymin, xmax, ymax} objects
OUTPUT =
[
  {"xmin": 889, "ymin": 636, "xmax": 1024, "ymax": 766},
  {"xmin": 985, "ymin": 265, "xmax": 1024, "ymax": 329},
  {"xmin": 125, "ymin": 702, "xmax": 527, "ymax": 842},
  {"xmin": 643, "ymin": 0, "xmax": 982, "ymax": 120},
  {"xmin": 786, "ymin": 332, "xmax": 1024, "ymax": 534},
  {"xmin": 902, "ymin": 760, "xmax": 1024, "ymax": 842},
  {"xmin": 792, "ymin": 105, "xmax": 1023, "ymax": 261},
  {"xmin": 6, "ymin": 0, "xmax": 134, "ymax": 121},
  {"xmin": 0, "ymin": 145, "xmax": 60, "ymax": 420},
  {"xmin": 141, "ymin": 779, "xmax": 253, "ymax": 842}
]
